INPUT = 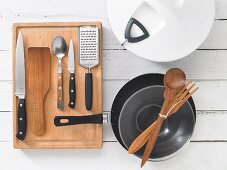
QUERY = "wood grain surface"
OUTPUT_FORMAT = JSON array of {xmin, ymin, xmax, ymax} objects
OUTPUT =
[
  {"xmin": 27, "ymin": 47, "xmax": 50, "ymax": 136},
  {"xmin": 12, "ymin": 22, "xmax": 103, "ymax": 148}
]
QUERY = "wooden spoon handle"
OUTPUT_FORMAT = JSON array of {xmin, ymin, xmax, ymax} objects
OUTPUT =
[
  {"xmin": 128, "ymin": 105, "xmax": 176, "ymax": 154},
  {"xmin": 141, "ymin": 98, "xmax": 171, "ymax": 167},
  {"xmin": 141, "ymin": 117, "xmax": 164, "ymax": 167},
  {"xmin": 128, "ymin": 120, "xmax": 156, "ymax": 154}
]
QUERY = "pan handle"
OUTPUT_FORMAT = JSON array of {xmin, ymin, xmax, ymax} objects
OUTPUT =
[{"xmin": 54, "ymin": 113, "xmax": 103, "ymax": 126}]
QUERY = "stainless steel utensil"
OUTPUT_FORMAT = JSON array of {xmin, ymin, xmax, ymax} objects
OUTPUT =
[
  {"xmin": 79, "ymin": 26, "xmax": 99, "ymax": 110},
  {"xmin": 68, "ymin": 39, "xmax": 76, "ymax": 109},
  {"xmin": 15, "ymin": 31, "xmax": 27, "ymax": 140},
  {"xmin": 52, "ymin": 36, "xmax": 67, "ymax": 110}
]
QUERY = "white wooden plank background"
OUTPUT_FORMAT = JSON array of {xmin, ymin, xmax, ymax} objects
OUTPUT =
[{"xmin": 1, "ymin": 0, "xmax": 227, "ymax": 169}]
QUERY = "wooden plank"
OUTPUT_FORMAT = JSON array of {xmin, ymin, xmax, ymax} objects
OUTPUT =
[
  {"xmin": 0, "ymin": 0, "xmax": 226, "ymax": 20},
  {"xmin": 2, "ymin": 49, "xmax": 227, "ymax": 81},
  {"xmin": 0, "ymin": 19, "xmax": 227, "ymax": 50},
  {"xmin": 192, "ymin": 111, "xmax": 227, "ymax": 141},
  {"xmin": 0, "ymin": 0, "xmax": 107, "ymax": 18},
  {"xmin": 2, "ymin": 111, "xmax": 227, "ymax": 142},
  {"xmin": 103, "ymin": 80, "xmax": 227, "ymax": 111},
  {"xmin": 0, "ymin": 81, "xmax": 12, "ymax": 111},
  {"xmin": 2, "ymin": 80, "xmax": 227, "ymax": 112},
  {"xmin": 0, "ymin": 141, "xmax": 226, "ymax": 170},
  {"xmin": 102, "ymin": 49, "xmax": 227, "ymax": 80},
  {"xmin": 200, "ymin": 20, "xmax": 227, "ymax": 49},
  {"xmin": 0, "ymin": 19, "xmax": 112, "ymax": 50},
  {"xmin": 103, "ymin": 111, "xmax": 227, "ymax": 142},
  {"xmin": 0, "ymin": 112, "xmax": 12, "ymax": 142},
  {"xmin": 0, "ymin": 51, "xmax": 12, "ymax": 81},
  {"xmin": 106, "ymin": 111, "xmax": 227, "ymax": 142},
  {"xmin": 215, "ymin": 0, "xmax": 227, "ymax": 19},
  {"xmin": 0, "ymin": 0, "xmax": 227, "ymax": 50}
]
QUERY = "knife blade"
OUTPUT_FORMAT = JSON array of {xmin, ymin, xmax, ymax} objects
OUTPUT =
[
  {"xmin": 68, "ymin": 39, "xmax": 76, "ymax": 108},
  {"xmin": 15, "ymin": 31, "xmax": 27, "ymax": 140}
]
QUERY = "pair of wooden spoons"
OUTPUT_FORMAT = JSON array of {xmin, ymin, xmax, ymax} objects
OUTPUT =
[{"xmin": 128, "ymin": 68, "xmax": 199, "ymax": 167}]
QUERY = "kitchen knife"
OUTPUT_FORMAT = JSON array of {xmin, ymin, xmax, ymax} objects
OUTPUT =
[
  {"xmin": 68, "ymin": 39, "xmax": 76, "ymax": 108},
  {"xmin": 15, "ymin": 32, "xmax": 27, "ymax": 140}
]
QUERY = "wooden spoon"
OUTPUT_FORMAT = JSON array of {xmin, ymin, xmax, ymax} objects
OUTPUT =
[
  {"xmin": 128, "ymin": 81, "xmax": 194, "ymax": 154},
  {"xmin": 141, "ymin": 68, "xmax": 186, "ymax": 167}
]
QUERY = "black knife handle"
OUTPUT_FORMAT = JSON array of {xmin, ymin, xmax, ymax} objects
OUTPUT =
[
  {"xmin": 68, "ymin": 73, "xmax": 76, "ymax": 109},
  {"xmin": 16, "ymin": 99, "xmax": 27, "ymax": 140},
  {"xmin": 54, "ymin": 113, "xmax": 103, "ymax": 126},
  {"xmin": 85, "ymin": 73, "xmax": 92, "ymax": 110}
]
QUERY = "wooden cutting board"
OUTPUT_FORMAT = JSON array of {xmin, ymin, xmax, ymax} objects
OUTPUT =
[{"xmin": 12, "ymin": 22, "xmax": 103, "ymax": 149}]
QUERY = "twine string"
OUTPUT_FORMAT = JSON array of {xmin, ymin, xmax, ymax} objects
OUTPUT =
[{"xmin": 159, "ymin": 100, "xmax": 183, "ymax": 119}]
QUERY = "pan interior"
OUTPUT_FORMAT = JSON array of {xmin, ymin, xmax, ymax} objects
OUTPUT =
[{"xmin": 118, "ymin": 86, "xmax": 195, "ymax": 160}]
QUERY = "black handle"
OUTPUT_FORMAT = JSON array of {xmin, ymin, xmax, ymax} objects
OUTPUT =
[
  {"xmin": 54, "ymin": 113, "xmax": 103, "ymax": 126},
  {"xmin": 16, "ymin": 99, "xmax": 27, "ymax": 140},
  {"xmin": 85, "ymin": 72, "xmax": 92, "ymax": 110},
  {"xmin": 124, "ymin": 18, "xmax": 149, "ymax": 43},
  {"xmin": 68, "ymin": 73, "xmax": 76, "ymax": 109}
]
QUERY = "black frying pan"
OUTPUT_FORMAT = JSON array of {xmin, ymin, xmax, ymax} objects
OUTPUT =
[
  {"xmin": 110, "ymin": 73, "xmax": 196, "ymax": 160},
  {"xmin": 54, "ymin": 73, "xmax": 196, "ymax": 161}
]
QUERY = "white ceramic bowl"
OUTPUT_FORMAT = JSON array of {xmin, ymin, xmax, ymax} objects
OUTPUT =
[{"xmin": 108, "ymin": 0, "xmax": 215, "ymax": 62}]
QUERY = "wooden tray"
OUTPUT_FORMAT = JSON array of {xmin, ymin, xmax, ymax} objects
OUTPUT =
[{"xmin": 12, "ymin": 22, "xmax": 103, "ymax": 149}]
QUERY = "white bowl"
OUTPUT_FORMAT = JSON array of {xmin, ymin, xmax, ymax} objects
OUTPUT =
[{"xmin": 108, "ymin": 0, "xmax": 215, "ymax": 62}]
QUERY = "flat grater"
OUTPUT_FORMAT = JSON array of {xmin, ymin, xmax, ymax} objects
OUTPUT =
[{"xmin": 79, "ymin": 26, "xmax": 99, "ymax": 110}]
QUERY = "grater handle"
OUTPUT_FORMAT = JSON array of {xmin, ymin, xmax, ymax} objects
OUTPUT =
[{"xmin": 85, "ymin": 72, "xmax": 92, "ymax": 110}]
